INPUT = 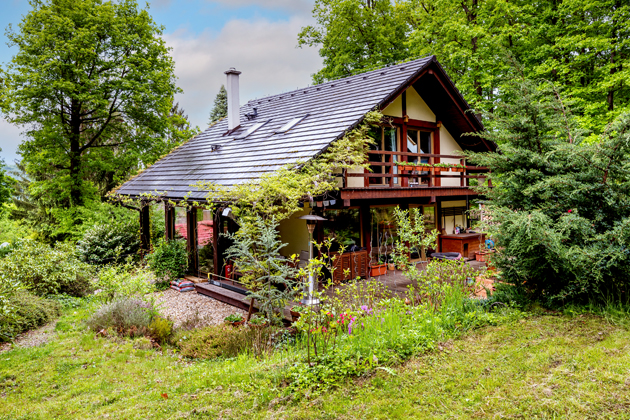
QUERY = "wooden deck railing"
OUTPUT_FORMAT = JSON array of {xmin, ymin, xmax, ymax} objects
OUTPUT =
[{"xmin": 341, "ymin": 151, "xmax": 490, "ymax": 188}]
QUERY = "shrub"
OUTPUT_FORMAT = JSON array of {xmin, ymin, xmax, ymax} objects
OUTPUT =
[
  {"xmin": 95, "ymin": 264, "xmax": 154, "ymax": 303},
  {"xmin": 86, "ymin": 298, "xmax": 155, "ymax": 337},
  {"xmin": 174, "ymin": 324, "xmax": 252, "ymax": 359},
  {"xmin": 146, "ymin": 239, "xmax": 188, "ymax": 283},
  {"xmin": 0, "ymin": 239, "xmax": 94, "ymax": 297},
  {"xmin": 0, "ymin": 291, "xmax": 61, "ymax": 342},
  {"xmin": 148, "ymin": 316, "xmax": 174, "ymax": 344},
  {"xmin": 467, "ymin": 81, "xmax": 630, "ymax": 305},
  {"xmin": 77, "ymin": 218, "xmax": 141, "ymax": 265}
]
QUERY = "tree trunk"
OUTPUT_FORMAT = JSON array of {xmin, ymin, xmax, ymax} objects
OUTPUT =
[{"xmin": 69, "ymin": 99, "xmax": 83, "ymax": 208}]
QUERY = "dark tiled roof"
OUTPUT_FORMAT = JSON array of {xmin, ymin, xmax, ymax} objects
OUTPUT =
[{"xmin": 115, "ymin": 56, "xmax": 436, "ymax": 201}]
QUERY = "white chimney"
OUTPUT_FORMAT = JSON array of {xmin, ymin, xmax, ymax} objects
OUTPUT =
[{"xmin": 224, "ymin": 67, "xmax": 241, "ymax": 131}]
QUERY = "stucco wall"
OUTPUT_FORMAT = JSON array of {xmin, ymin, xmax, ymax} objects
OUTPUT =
[
  {"xmin": 406, "ymin": 87, "xmax": 436, "ymax": 121},
  {"xmin": 439, "ymin": 125, "xmax": 463, "ymax": 187},
  {"xmin": 277, "ymin": 207, "xmax": 311, "ymax": 257},
  {"xmin": 382, "ymin": 86, "xmax": 436, "ymax": 122}
]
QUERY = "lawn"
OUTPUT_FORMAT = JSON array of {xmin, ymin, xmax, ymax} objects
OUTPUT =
[{"xmin": 1, "ymin": 308, "xmax": 629, "ymax": 419}]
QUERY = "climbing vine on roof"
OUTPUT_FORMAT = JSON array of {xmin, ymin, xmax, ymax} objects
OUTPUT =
[{"xmin": 196, "ymin": 110, "xmax": 384, "ymax": 223}]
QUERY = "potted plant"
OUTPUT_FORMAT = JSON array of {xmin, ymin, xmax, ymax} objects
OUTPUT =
[
  {"xmin": 387, "ymin": 255, "xmax": 395, "ymax": 271},
  {"xmin": 452, "ymin": 163, "xmax": 466, "ymax": 172},
  {"xmin": 248, "ymin": 315, "xmax": 268, "ymax": 328},
  {"xmin": 370, "ymin": 254, "xmax": 387, "ymax": 277},
  {"xmin": 433, "ymin": 162, "xmax": 451, "ymax": 172},
  {"xmin": 290, "ymin": 304, "xmax": 307, "ymax": 321},
  {"xmin": 224, "ymin": 313, "xmax": 245, "ymax": 327},
  {"xmin": 395, "ymin": 161, "xmax": 415, "ymax": 171}
]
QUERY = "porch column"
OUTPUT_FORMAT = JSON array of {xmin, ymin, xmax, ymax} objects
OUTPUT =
[
  {"xmin": 360, "ymin": 205, "xmax": 372, "ymax": 261},
  {"xmin": 433, "ymin": 124, "xmax": 441, "ymax": 187},
  {"xmin": 139, "ymin": 204, "xmax": 151, "ymax": 252},
  {"xmin": 401, "ymin": 90, "xmax": 409, "ymax": 188},
  {"xmin": 164, "ymin": 203, "xmax": 175, "ymax": 240},
  {"xmin": 213, "ymin": 209, "xmax": 222, "ymax": 280},
  {"xmin": 186, "ymin": 207, "xmax": 199, "ymax": 274}
]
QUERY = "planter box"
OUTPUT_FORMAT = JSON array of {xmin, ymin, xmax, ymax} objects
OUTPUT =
[
  {"xmin": 452, "ymin": 167, "xmax": 465, "ymax": 172},
  {"xmin": 475, "ymin": 250, "xmax": 494, "ymax": 262},
  {"xmin": 370, "ymin": 263, "xmax": 387, "ymax": 277}
]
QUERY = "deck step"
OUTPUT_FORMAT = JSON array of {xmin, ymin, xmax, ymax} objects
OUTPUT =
[{"xmin": 195, "ymin": 282, "xmax": 252, "ymax": 311}]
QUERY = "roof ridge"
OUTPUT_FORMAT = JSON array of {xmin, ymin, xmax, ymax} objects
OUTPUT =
[{"xmin": 245, "ymin": 55, "xmax": 434, "ymax": 106}]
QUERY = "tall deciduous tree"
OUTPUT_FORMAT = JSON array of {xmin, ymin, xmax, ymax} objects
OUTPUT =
[
  {"xmin": 298, "ymin": 0, "xmax": 410, "ymax": 84},
  {"xmin": 302, "ymin": 0, "xmax": 630, "ymax": 131},
  {"xmin": 208, "ymin": 85, "xmax": 228, "ymax": 125},
  {"xmin": 0, "ymin": 156, "xmax": 12, "ymax": 212},
  {"xmin": 0, "ymin": 0, "xmax": 180, "ymax": 208}
]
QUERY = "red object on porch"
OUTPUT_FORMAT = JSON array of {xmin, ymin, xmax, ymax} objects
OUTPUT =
[{"xmin": 175, "ymin": 220, "xmax": 213, "ymax": 246}]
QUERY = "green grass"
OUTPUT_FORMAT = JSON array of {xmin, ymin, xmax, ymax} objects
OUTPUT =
[{"xmin": 1, "ymin": 306, "xmax": 630, "ymax": 419}]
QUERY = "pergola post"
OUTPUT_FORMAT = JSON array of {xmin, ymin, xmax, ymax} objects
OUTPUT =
[
  {"xmin": 212, "ymin": 209, "xmax": 222, "ymax": 280},
  {"xmin": 139, "ymin": 204, "xmax": 151, "ymax": 252},
  {"xmin": 186, "ymin": 207, "xmax": 199, "ymax": 274},
  {"xmin": 164, "ymin": 202, "xmax": 175, "ymax": 240}
]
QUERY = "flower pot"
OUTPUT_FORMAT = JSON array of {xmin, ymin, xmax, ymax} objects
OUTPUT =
[
  {"xmin": 290, "ymin": 310, "xmax": 302, "ymax": 321},
  {"xmin": 400, "ymin": 165, "xmax": 415, "ymax": 171},
  {"xmin": 453, "ymin": 167, "xmax": 465, "ymax": 172},
  {"xmin": 370, "ymin": 263, "xmax": 387, "ymax": 277},
  {"xmin": 227, "ymin": 320, "xmax": 245, "ymax": 327},
  {"xmin": 387, "ymin": 263, "xmax": 395, "ymax": 271}
]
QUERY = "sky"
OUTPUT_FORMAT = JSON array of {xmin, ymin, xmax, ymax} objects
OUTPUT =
[{"xmin": 0, "ymin": 0, "xmax": 321, "ymax": 164}]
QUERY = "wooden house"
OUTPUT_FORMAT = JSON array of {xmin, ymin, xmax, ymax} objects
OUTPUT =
[{"xmin": 114, "ymin": 55, "xmax": 494, "ymax": 295}]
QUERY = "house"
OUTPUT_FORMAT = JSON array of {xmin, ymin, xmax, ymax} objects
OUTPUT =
[{"xmin": 114, "ymin": 55, "xmax": 494, "ymax": 293}]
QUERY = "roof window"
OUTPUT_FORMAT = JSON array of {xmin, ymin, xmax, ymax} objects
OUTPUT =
[
  {"xmin": 276, "ymin": 114, "xmax": 309, "ymax": 133},
  {"xmin": 235, "ymin": 119, "xmax": 270, "ymax": 139}
]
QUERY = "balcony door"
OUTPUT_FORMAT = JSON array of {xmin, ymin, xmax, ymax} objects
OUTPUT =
[
  {"xmin": 368, "ymin": 126, "xmax": 399, "ymax": 186},
  {"xmin": 406, "ymin": 129, "xmax": 432, "ymax": 186}
]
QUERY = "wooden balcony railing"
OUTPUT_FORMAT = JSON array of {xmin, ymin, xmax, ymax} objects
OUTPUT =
[{"xmin": 341, "ymin": 151, "xmax": 490, "ymax": 188}]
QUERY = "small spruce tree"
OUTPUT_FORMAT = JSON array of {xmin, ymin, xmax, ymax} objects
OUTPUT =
[{"xmin": 208, "ymin": 85, "xmax": 228, "ymax": 125}]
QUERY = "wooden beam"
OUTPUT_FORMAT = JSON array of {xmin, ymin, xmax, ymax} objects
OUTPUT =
[
  {"xmin": 213, "ymin": 209, "xmax": 221, "ymax": 280},
  {"xmin": 164, "ymin": 203, "xmax": 175, "ymax": 240},
  {"xmin": 341, "ymin": 187, "xmax": 480, "ymax": 200},
  {"xmin": 360, "ymin": 205, "xmax": 371, "ymax": 260},
  {"xmin": 434, "ymin": 125, "xmax": 441, "ymax": 187},
  {"xmin": 140, "ymin": 204, "xmax": 150, "ymax": 252},
  {"xmin": 186, "ymin": 207, "xmax": 199, "ymax": 275},
  {"xmin": 391, "ymin": 117, "xmax": 437, "ymax": 129}
]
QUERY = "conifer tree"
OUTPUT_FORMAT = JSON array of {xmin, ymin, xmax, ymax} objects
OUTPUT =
[{"xmin": 209, "ymin": 85, "xmax": 228, "ymax": 125}]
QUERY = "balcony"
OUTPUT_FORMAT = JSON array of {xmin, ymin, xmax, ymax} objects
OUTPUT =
[{"xmin": 339, "ymin": 151, "xmax": 490, "ymax": 200}]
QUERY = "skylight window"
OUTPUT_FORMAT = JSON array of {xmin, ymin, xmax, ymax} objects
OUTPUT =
[
  {"xmin": 277, "ymin": 114, "xmax": 309, "ymax": 133},
  {"xmin": 235, "ymin": 119, "xmax": 270, "ymax": 139}
]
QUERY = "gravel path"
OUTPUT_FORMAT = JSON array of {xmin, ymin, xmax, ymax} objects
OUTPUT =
[
  {"xmin": 0, "ymin": 322, "xmax": 58, "ymax": 353},
  {"xmin": 152, "ymin": 289, "xmax": 245, "ymax": 329}
]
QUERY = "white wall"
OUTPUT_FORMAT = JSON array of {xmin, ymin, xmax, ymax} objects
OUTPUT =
[
  {"xmin": 439, "ymin": 125, "xmax": 464, "ymax": 187},
  {"xmin": 277, "ymin": 207, "xmax": 311, "ymax": 257},
  {"xmin": 406, "ymin": 87, "xmax": 436, "ymax": 121}
]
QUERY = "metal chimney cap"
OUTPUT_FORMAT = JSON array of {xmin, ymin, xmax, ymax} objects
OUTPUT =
[{"xmin": 224, "ymin": 67, "xmax": 241, "ymax": 75}]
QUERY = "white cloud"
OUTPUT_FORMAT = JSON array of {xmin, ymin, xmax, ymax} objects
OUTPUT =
[
  {"xmin": 0, "ymin": 119, "xmax": 23, "ymax": 164},
  {"xmin": 211, "ymin": 0, "xmax": 314, "ymax": 16},
  {"xmin": 166, "ymin": 15, "xmax": 321, "ymax": 128}
]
